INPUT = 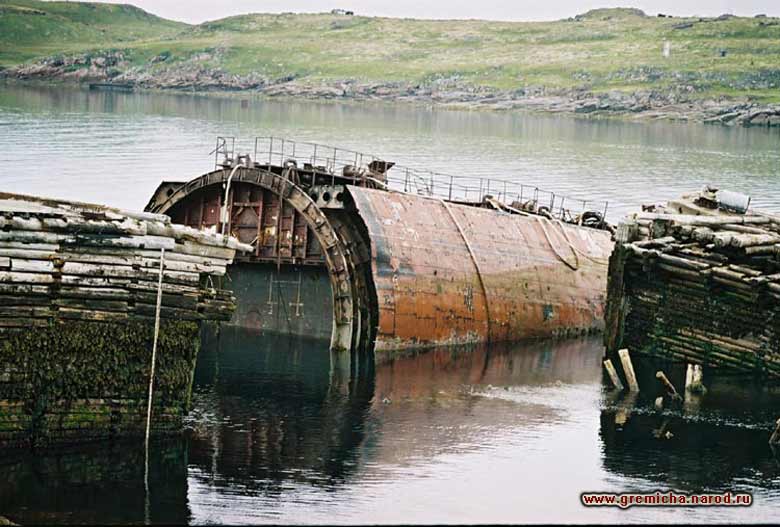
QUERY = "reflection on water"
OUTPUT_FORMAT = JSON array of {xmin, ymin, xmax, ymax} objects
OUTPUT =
[
  {"xmin": 0, "ymin": 439, "xmax": 190, "ymax": 524},
  {"xmin": 1, "ymin": 83, "xmax": 779, "ymax": 219},
  {"xmin": 1, "ymin": 83, "xmax": 780, "ymax": 522},
  {"xmin": 2, "ymin": 329, "xmax": 779, "ymax": 524}
]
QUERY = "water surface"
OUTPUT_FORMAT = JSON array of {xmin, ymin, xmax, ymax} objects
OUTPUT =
[
  {"xmin": 1, "ymin": 83, "xmax": 778, "ymax": 219},
  {"xmin": 2, "ymin": 330, "xmax": 779, "ymax": 524},
  {"xmin": 1, "ymin": 84, "xmax": 779, "ymax": 524}
]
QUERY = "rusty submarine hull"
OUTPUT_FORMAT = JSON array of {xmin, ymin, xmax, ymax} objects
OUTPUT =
[{"xmin": 145, "ymin": 137, "xmax": 614, "ymax": 358}]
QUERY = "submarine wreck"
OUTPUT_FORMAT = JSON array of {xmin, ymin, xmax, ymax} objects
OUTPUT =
[{"xmin": 145, "ymin": 137, "xmax": 615, "ymax": 358}]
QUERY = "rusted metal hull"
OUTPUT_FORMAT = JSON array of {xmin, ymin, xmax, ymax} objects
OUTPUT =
[
  {"xmin": 147, "ymin": 166, "xmax": 614, "ymax": 355},
  {"xmin": 348, "ymin": 188, "xmax": 613, "ymax": 351}
]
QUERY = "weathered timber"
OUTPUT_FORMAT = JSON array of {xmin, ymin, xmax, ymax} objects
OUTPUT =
[
  {"xmin": 605, "ymin": 189, "xmax": 780, "ymax": 379},
  {"xmin": 603, "ymin": 359, "xmax": 624, "ymax": 390},
  {"xmin": 618, "ymin": 348, "xmax": 639, "ymax": 392},
  {"xmin": 0, "ymin": 192, "xmax": 251, "ymax": 450},
  {"xmin": 656, "ymin": 371, "xmax": 683, "ymax": 402}
]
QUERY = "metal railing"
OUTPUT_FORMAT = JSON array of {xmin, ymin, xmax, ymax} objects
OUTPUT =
[
  {"xmin": 226, "ymin": 136, "xmax": 609, "ymax": 223},
  {"xmin": 212, "ymin": 136, "xmax": 236, "ymax": 170}
]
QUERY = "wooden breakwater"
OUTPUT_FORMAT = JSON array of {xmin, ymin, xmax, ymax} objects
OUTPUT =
[
  {"xmin": 0, "ymin": 192, "xmax": 251, "ymax": 449},
  {"xmin": 605, "ymin": 189, "xmax": 780, "ymax": 378}
]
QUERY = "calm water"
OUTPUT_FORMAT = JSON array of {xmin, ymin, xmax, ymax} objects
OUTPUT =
[
  {"xmin": 1, "ymin": 83, "xmax": 780, "ymax": 524},
  {"xmin": 0, "ymin": 83, "xmax": 779, "ymax": 218},
  {"xmin": 2, "ymin": 330, "xmax": 780, "ymax": 524}
]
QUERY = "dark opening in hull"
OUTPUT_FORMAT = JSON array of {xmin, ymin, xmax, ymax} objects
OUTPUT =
[{"xmin": 227, "ymin": 262, "xmax": 333, "ymax": 341}]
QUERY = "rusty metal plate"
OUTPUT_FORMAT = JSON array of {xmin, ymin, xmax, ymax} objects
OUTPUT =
[{"xmin": 349, "ymin": 188, "xmax": 614, "ymax": 351}]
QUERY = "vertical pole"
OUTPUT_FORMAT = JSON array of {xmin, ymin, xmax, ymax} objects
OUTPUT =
[
  {"xmin": 144, "ymin": 247, "xmax": 166, "ymax": 524},
  {"xmin": 449, "ymin": 175, "xmax": 454, "ymax": 201},
  {"xmin": 685, "ymin": 363, "xmax": 694, "ymax": 392}
]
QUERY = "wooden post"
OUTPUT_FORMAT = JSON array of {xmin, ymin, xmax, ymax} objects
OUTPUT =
[
  {"xmin": 685, "ymin": 363, "xmax": 694, "ymax": 392},
  {"xmin": 614, "ymin": 391, "xmax": 638, "ymax": 425},
  {"xmin": 603, "ymin": 359, "xmax": 624, "ymax": 391},
  {"xmin": 686, "ymin": 364, "xmax": 707, "ymax": 394},
  {"xmin": 769, "ymin": 418, "xmax": 780, "ymax": 445},
  {"xmin": 654, "ymin": 396, "xmax": 664, "ymax": 411},
  {"xmin": 656, "ymin": 370, "xmax": 683, "ymax": 402},
  {"xmin": 618, "ymin": 348, "xmax": 639, "ymax": 392}
]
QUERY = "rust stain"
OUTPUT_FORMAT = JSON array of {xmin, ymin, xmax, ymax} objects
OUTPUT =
[{"xmin": 349, "ymin": 188, "xmax": 614, "ymax": 351}]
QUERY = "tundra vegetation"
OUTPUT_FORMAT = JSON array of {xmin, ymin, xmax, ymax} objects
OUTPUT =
[{"xmin": 1, "ymin": 1, "xmax": 779, "ymax": 123}]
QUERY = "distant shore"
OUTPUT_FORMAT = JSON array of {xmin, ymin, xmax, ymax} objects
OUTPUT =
[
  {"xmin": 2, "ymin": 3, "xmax": 780, "ymax": 127},
  {"xmin": 3, "ymin": 73, "xmax": 779, "ymax": 128}
]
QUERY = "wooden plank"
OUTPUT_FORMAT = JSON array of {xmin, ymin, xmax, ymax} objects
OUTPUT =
[
  {"xmin": 0, "ymin": 231, "xmax": 176, "ymax": 250},
  {"xmin": 53, "ymin": 298, "xmax": 129, "ymax": 312},
  {"xmin": 59, "ymin": 262, "xmax": 199, "ymax": 285},
  {"xmin": 0, "ymin": 215, "xmax": 146, "ymax": 236},
  {"xmin": 0, "ymin": 271, "xmax": 55, "ymax": 285},
  {"xmin": 56, "ymin": 308, "xmax": 130, "ymax": 322},
  {"xmin": 0, "ymin": 283, "xmax": 52, "ymax": 296}
]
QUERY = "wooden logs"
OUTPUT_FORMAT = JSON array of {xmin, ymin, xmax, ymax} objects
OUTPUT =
[
  {"xmin": 655, "ymin": 371, "xmax": 683, "ymax": 402},
  {"xmin": 0, "ymin": 193, "xmax": 249, "ymax": 333},
  {"xmin": 608, "ymin": 197, "xmax": 780, "ymax": 379}
]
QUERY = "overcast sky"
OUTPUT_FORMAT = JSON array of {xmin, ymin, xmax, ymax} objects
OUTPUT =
[{"xmin": 89, "ymin": 1, "xmax": 779, "ymax": 24}]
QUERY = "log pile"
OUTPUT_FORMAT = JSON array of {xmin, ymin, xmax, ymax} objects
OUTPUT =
[
  {"xmin": 0, "ymin": 192, "xmax": 253, "ymax": 449},
  {"xmin": 0, "ymin": 192, "xmax": 252, "ymax": 330},
  {"xmin": 605, "ymin": 190, "xmax": 780, "ymax": 378}
]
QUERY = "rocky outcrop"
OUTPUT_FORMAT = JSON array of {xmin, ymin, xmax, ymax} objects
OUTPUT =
[{"xmin": 3, "ymin": 51, "xmax": 779, "ymax": 127}]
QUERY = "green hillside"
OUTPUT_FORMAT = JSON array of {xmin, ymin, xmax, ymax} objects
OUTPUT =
[
  {"xmin": 0, "ymin": 0, "xmax": 186, "ymax": 64},
  {"xmin": 1, "ymin": 2, "xmax": 779, "ymax": 107}
]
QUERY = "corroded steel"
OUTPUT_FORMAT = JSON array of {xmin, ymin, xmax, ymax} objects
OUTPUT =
[
  {"xmin": 146, "ymin": 165, "xmax": 614, "ymax": 356},
  {"xmin": 348, "ymin": 188, "xmax": 614, "ymax": 352}
]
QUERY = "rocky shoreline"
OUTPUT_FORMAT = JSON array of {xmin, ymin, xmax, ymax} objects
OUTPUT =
[{"xmin": 3, "ymin": 50, "xmax": 780, "ymax": 127}]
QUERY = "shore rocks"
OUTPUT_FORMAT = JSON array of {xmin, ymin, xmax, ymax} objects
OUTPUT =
[{"xmin": 2, "ymin": 51, "xmax": 779, "ymax": 127}]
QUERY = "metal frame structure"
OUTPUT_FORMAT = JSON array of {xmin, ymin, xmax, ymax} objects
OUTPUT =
[{"xmin": 247, "ymin": 136, "xmax": 610, "ymax": 223}]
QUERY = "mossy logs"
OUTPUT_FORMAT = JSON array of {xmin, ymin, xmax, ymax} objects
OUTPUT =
[{"xmin": 0, "ymin": 319, "xmax": 199, "ymax": 449}]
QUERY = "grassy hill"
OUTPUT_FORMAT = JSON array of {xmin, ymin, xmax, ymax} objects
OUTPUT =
[
  {"xmin": 1, "ymin": 2, "xmax": 779, "ymax": 119},
  {"xmin": 0, "ymin": 1, "xmax": 185, "ymax": 64}
]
